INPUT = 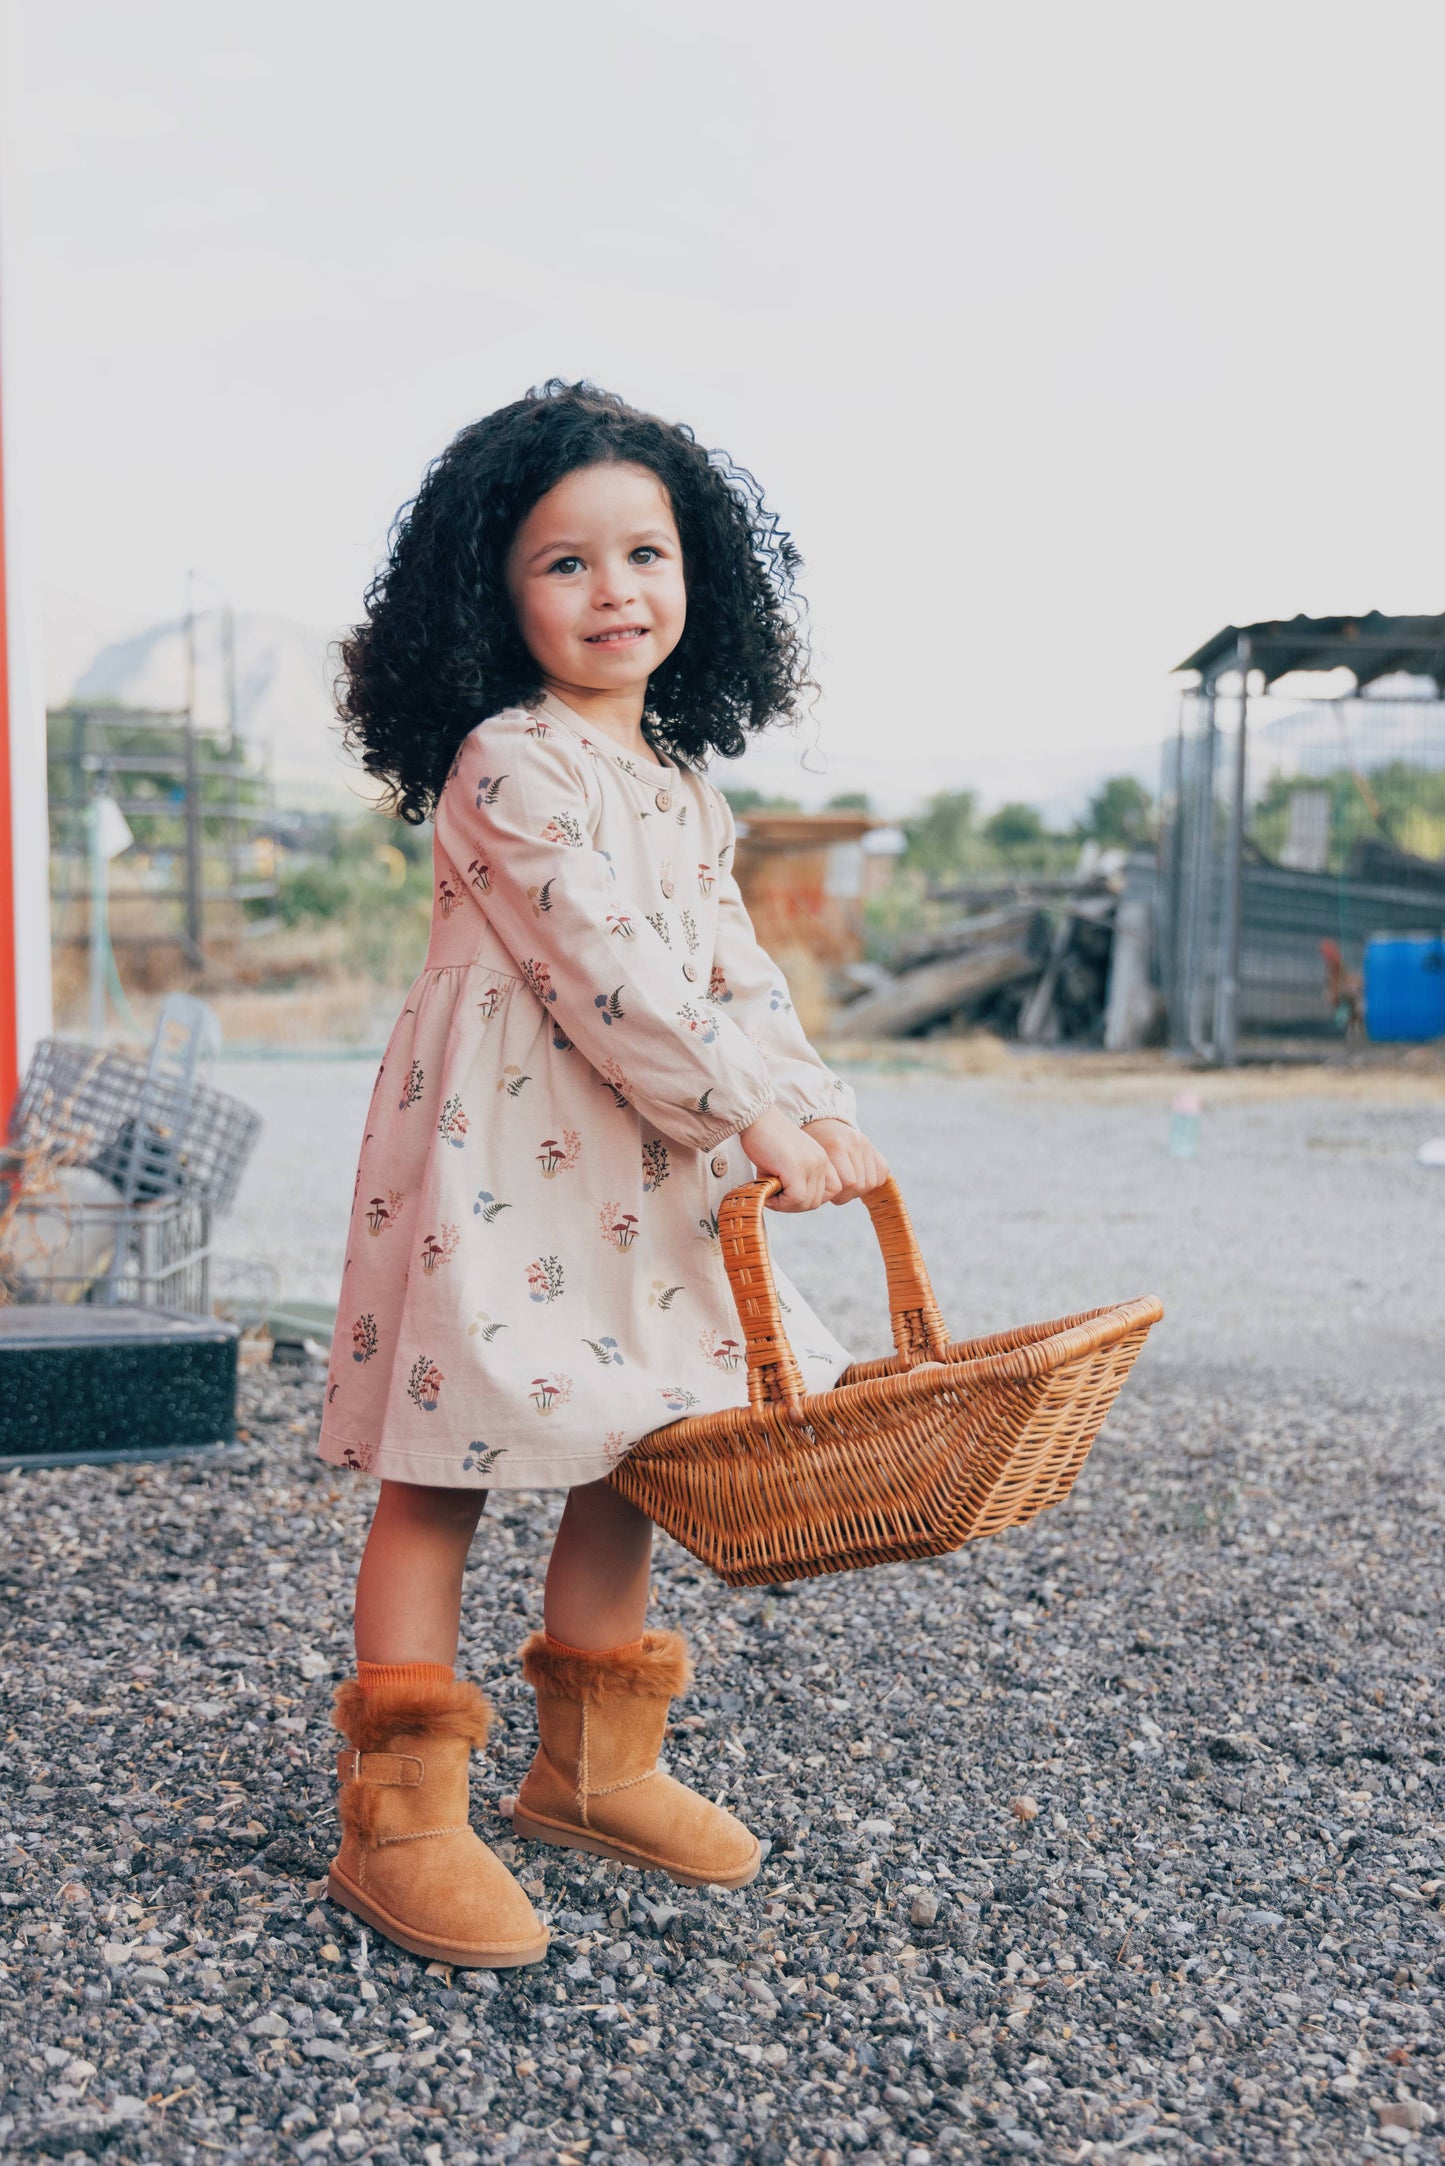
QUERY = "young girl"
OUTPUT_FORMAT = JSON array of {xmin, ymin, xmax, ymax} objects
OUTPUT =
[{"xmin": 316, "ymin": 379, "xmax": 889, "ymax": 1970}]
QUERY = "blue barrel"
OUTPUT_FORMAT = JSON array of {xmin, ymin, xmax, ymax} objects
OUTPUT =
[{"xmin": 1363, "ymin": 934, "xmax": 1445, "ymax": 1041}]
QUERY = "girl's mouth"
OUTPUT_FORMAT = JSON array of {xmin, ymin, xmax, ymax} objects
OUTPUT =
[{"xmin": 585, "ymin": 628, "xmax": 648, "ymax": 645}]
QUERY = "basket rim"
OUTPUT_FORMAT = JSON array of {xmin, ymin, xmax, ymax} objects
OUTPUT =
[{"xmin": 626, "ymin": 1292, "xmax": 1164, "ymax": 1458}]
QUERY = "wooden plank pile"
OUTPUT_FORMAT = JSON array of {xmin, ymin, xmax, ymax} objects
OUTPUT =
[{"xmin": 831, "ymin": 872, "xmax": 1125, "ymax": 1042}]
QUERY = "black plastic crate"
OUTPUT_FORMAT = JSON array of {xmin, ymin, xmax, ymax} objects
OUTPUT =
[{"xmin": 0, "ymin": 1306, "xmax": 241, "ymax": 1469}]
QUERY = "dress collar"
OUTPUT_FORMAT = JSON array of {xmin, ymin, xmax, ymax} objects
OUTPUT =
[{"xmin": 535, "ymin": 691, "xmax": 673, "ymax": 780}]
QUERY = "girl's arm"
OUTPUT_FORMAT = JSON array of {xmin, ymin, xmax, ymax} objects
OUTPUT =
[
  {"xmin": 707, "ymin": 787, "xmax": 859, "ymax": 1132},
  {"xmin": 434, "ymin": 721, "xmax": 778, "ymax": 1153}
]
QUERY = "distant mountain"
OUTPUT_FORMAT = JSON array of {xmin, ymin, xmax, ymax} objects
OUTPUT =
[{"xmin": 66, "ymin": 610, "xmax": 377, "ymax": 814}]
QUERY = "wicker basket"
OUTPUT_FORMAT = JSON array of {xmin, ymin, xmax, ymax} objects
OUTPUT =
[{"xmin": 608, "ymin": 1173, "xmax": 1163, "ymax": 1586}]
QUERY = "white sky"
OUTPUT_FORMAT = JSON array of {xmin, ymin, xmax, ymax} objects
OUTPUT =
[{"xmin": 11, "ymin": 0, "xmax": 1445, "ymax": 810}]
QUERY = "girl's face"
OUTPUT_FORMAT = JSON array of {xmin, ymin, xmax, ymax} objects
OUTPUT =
[{"xmin": 504, "ymin": 461, "xmax": 687, "ymax": 703}]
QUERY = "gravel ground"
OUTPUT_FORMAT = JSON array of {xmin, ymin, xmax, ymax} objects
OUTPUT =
[{"xmin": 2, "ymin": 1360, "xmax": 1442, "ymax": 2165}]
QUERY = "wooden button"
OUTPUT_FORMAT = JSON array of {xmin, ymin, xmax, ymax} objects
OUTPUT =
[
  {"xmin": 655, "ymin": 789, "xmax": 672, "ymax": 811},
  {"xmin": 682, "ymin": 961, "xmax": 697, "ymax": 981},
  {"xmin": 710, "ymin": 1153, "xmax": 729, "ymax": 1177}
]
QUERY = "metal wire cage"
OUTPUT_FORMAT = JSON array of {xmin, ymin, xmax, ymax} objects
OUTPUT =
[
  {"xmin": 1, "ymin": 1033, "xmax": 260, "ymax": 1314},
  {"xmin": 8, "ymin": 1035, "xmax": 260, "ymax": 1213}
]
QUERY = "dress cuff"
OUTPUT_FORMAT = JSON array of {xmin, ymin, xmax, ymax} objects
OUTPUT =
[{"xmin": 699, "ymin": 1083, "xmax": 778, "ymax": 1150}]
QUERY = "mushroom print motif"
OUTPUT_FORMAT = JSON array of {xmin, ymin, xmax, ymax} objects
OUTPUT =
[
  {"xmin": 598, "ymin": 1202, "xmax": 639, "ymax": 1251},
  {"xmin": 436, "ymin": 1096, "xmax": 469, "ymax": 1148},
  {"xmin": 660, "ymin": 1385, "xmax": 700, "ymax": 1414},
  {"xmin": 523, "ymin": 959, "xmax": 556, "ymax": 1005},
  {"xmin": 529, "ymin": 1372, "xmax": 574, "ymax": 1414},
  {"xmin": 605, "ymin": 908, "xmax": 636, "ymax": 940},
  {"xmin": 536, "ymin": 1130, "xmax": 582, "ymax": 1178},
  {"xmin": 526, "ymin": 1255, "xmax": 565, "ymax": 1303},
  {"xmin": 366, "ymin": 1189, "xmax": 404, "ymax": 1236},
  {"xmin": 436, "ymin": 874, "xmax": 460, "ymax": 917},
  {"xmin": 696, "ymin": 860, "xmax": 715, "ymax": 895},
  {"xmin": 524, "ymin": 714, "xmax": 552, "ymax": 740},
  {"xmin": 700, "ymin": 1329, "xmax": 745, "ymax": 1372},
  {"xmin": 541, "ymin": 810, "xmax": 583, "ymax": 847},
  {"xmin": 677, "ymin": 1002, "xmax": 719, "ymax": 1044},
  {"xmin": 476, "ymin": 985, "xmax": 505, "ymax": 1020},
  {"xmin": 419, "ymin": 1224, "xmax": 460, "ymax": 1274},
  {"xmin": 407, "ymin": 1355, "xmax": 444, "ymax": 1412},
  {"xmin": 467, "ymin": 855, "xmax": 493, "ymax": 893},
  {"xmin": 708, "ymin": 961, "xmax": 731, "ymax": 1003},
  {"xmin": 351, "ymin": 1313, "xmax": 379, "ymax": 1363}
]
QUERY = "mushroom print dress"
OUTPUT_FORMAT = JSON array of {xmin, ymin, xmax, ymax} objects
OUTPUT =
[{"xmin": 316, "ymin": 688, "xmax": 859, "ymax": 1490}]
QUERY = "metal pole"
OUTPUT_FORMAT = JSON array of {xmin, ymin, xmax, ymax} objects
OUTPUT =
[
  {"xmin": 183, "ymin": 573, "xmax": 203, "ymax": 961},
  {"xmin": 85, "ymin": 780, "xmax": 105, "ymax": 1038},
  {"xmin": 1212, "ymin": 635, "xmax": 1250, "ymax": 1064},
  {"xmin": 1181, "ymin": 687, "xmax": 1218, "ymax": 1054}
]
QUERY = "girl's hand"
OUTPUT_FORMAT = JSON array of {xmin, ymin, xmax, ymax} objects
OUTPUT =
[
  {"xmin": 795, "ymin": 1117, "xmax": 890, "ymax": 1205},
  {"xmin": 738, "ymin": 1105, "xmax": 842, "ymax": 1212}
]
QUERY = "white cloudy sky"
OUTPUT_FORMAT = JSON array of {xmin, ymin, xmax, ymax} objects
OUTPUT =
[{"xmin": 9, "ymin": 0, "xmax": 1445, "ymax": 812}]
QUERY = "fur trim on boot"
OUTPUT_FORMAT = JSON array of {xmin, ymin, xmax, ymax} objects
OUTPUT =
[
  {"xmin": 325, "ymin": 1671, "xmax": 547, "ymax": 1969},
  {"xmin": 512, "ymin": 1629, "xmax": 760, "ymax": 1889}
]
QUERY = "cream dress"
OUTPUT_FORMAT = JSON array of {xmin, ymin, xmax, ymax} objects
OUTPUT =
[{"xmin": 316, "ymin": 691, "xmax": 859, "ymax": 1490}]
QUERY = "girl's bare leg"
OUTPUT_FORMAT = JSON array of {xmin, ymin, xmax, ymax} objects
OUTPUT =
[
  {"xmin": 543, "ymin": 1478, "xmax": 653, "ymax": 1649},
  {"xmin": 353, "ymin": 1478, "xmax": 490, "ymax": 1666}
]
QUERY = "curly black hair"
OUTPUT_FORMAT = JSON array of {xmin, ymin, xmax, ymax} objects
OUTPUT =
[{"xmin": 335, "ymin": 378, "xmax": 816, "ymax": 825}]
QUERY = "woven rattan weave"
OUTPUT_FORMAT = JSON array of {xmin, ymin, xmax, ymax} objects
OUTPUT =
[{"xmin": 609, "ymin": 1173, "xmax": 1163, "ymax": 1586}]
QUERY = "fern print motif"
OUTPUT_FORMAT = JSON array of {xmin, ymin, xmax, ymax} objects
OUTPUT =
[
  {"xmin": 474, "ymin": 772, "xmax": 507, "ymax": 807},
  {"xmin": 397, "ymin": 1061, "xmax": 424, "ymax": 1111},
  {"xmin": 498, "ymin": 1066, "xmax": 533, "ymax": 1097},
  {"xmin": 527, "ymin": 877, "xmax": 558, "ymax": 917},
  {"xmin": 462, "ymin": 1442, "xmax": 508, "ymax": 1476},
  {"xmin": 473, "ymin": 1188, "xmax": 512, "ymax": 1223},
  {"xmin": 550, "ymin": 1022, "xmax": 574, "ymax": 1052},
  {"xmin": 582, "ymin": 1335, "xmax": 625, "ymax": 1366},
  {"xmin": 599, "ymin": 1057, "xmax": 631, "ymax": 1110},
  {"xmin": 648, "ymin": 1279, "xmax": 685, "ymax": 1309},
  {"xmin": 660, "ymin": 1385, "xmax": 700, "ymax": 1415},
  {"xmin": 641, "ymin": 1138, "xmax": 669, "ymax": 1192},
  {"xmin": 696, "ymin": 1086, "xmax": 713, "ymax": 1116},
  {"xmin": 466, "ymin": 1311, "xmax": 509, "ymax": 1341},
  {"xmin": 594, "ymin": 986, "xmax": 626, "ymax": 1025}
]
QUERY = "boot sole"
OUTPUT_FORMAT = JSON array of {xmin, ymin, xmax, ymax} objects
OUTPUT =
[
  {"xmin": 510, "ymin": 1804, "xmax": 762, "ymax": 1889},
  {"xmin": 325, "ymin": 1865, "xmax": 549, "ymax": 1969}
]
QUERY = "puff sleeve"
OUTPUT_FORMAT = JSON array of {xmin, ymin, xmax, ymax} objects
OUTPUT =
[
  {"xmin": 433, "ymin": 721, "xmax": 779, "ymax": 1152},
  {"xmin": 706, "ymin": 785, "xmax": 859, "ymax": 1130}
]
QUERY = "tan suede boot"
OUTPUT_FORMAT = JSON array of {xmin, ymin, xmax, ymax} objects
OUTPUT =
[
  {"xmin": 327, "ymin": 1672, "xmax": 548, "ymax": 1968},
  {"xmin": 510, "ymin": 1630, "xmax": 761, "ymax": 1888}
]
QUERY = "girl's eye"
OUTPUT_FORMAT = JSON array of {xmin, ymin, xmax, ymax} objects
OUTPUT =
[
  {"xmin": 548, "ymin": 556, "xmax": 583, "ymax": 575},
  {"xmin": 631, "ymin": 546, "xmax": 661, "ymax": 564}
]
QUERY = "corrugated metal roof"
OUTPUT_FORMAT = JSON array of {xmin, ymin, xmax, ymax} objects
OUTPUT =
[{"xmin": 1176, "ymin": 611, "xmax": 1445, "ymax": 690}]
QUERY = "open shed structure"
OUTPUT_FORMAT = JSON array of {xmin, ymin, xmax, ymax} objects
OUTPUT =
[{"xmin": 1159, "ymin": 611, "xmax": 1445, "ymax": 1060}]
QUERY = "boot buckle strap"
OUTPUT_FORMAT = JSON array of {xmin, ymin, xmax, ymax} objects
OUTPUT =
[{"xmin": 336, "ymin": 1748, "xmax": 424, "ymax": 1787}]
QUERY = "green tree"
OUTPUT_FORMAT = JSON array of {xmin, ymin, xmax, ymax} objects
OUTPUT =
[
  {"xmin": 824, "ymin": 790, "xmax": 873, "ymax": 812},
  {"xmin": 1080, "ymin": 775, "xmax": 1154, "ymax": 849},
  {"xmin": 720, "ymin": 787, "xmax": 802, "ymax": 813},
  {"xmin": 983, "ymin": 802, "xmax": 1047, "ymax": 855},
  {"xmin": 900, "ymin": 789, "xmax": 978, "ymax": 879}
]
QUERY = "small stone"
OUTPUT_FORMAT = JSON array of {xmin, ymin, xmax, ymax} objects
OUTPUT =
[
  {"xmin": 247, "ymin": 2010, "xmax": 290, "ymax": 2038},
  {"xmin": 909, "ymin": 1889, "xmax": 940, "ymax": 1928},
  {"xmin": 1010, "ymin": 1795, "xmax": 1040, "ymax": 1822},
  {"xmin": 1376, "ymin": 2101, "xmax": 1428, "ymax": 2132}
]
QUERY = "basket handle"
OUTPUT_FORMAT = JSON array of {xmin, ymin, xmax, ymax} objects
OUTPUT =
[{"xmin": 716, "ymin": 1171, "xmax": 952, "ymax": 1417}]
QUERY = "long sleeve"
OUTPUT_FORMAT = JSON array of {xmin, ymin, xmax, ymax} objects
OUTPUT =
[
  {"xmin": 434, "ymin": 722, "xmax": 778, "ymax": 1152},
  {"xmin": 706, "ymin": 786, "xmax": 859, "ymax": 1130}
]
